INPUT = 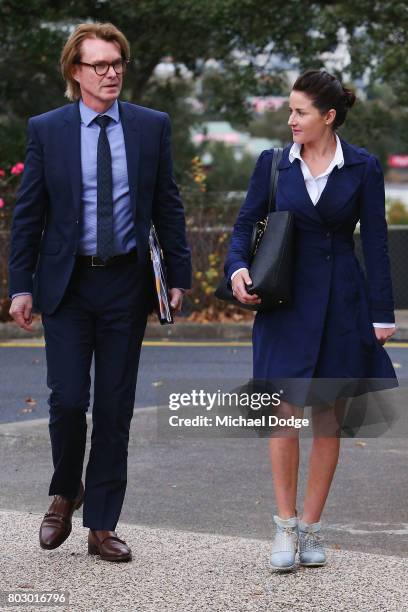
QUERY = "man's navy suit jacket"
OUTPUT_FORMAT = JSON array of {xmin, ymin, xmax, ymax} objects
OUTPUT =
[{"xmin": 8, "ymin": 100, "xmax": 192, "ymax": 314}]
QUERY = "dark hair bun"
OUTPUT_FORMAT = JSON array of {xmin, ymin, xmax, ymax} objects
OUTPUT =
[
  {"xmin": 292, "ymin": 69, "xmax": 356, "ymax": 129},
  {"xmin": 342, "ymin": 87, "xmax": 356, "ymax": 109}
]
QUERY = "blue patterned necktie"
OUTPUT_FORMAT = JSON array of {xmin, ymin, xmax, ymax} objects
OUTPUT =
[{"xmin": 94, "ymin": 115, "xmax": 114, "ymax": 261}]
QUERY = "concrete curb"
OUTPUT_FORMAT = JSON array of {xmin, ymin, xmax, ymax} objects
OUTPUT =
[
  {"xmin": 2, "ymin": 312, "xmax": 408, "ymax": 341},
  {"xmin": 0, "ymin": 319, "xmax": 255, "ymax": 341}
]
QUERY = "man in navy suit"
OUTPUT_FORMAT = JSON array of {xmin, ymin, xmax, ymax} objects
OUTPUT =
[{"xmin": 8, "ymin": 22, "xmax": 191, "ymax": 562}]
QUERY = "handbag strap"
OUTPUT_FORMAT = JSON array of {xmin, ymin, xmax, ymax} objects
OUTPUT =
[{"xmin": 268, "ymin": 147, "xmax": 284, "ymax": 213}]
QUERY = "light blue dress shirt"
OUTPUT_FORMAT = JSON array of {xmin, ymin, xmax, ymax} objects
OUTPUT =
[
  {"xmin": 11, "ymin": 99, "xmax": 138, "ymax": 300},
  {"xmin": 78, "ymin": 99, "xmax": 137, "ymax": 255}
]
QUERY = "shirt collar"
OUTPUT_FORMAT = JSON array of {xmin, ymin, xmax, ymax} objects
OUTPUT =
[
  {"xmin": 289, "ymin": 133, "xmax": 344, "ymax": 174},
  {"xmin": 79, "ymin": 99, "xmax": 120, "ymax": 127}
]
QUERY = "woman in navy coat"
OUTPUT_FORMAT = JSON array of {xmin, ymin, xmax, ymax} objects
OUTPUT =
[{"xmin": 224, "ymin": 70, "xmax": 397, "ymax": 570}]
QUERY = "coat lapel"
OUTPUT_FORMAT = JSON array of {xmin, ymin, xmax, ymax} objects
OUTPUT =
[
  {"xmin": 119, "ymin": 101, "xmax": 140, "ymax": 218},
  {"xmin": 277, "ymin": 153, "xmax": 324, "ymax": 225},
  {"xmin": 314, "ymin": 138, "xmax": 367, "ymax": 222},
  {"xmin": 63, "ymin": 102, "xmax": 82, "ymax": 217},
  {"xmin": 277, "ymin": 139, "xmax": 367, "ymax": 225}
]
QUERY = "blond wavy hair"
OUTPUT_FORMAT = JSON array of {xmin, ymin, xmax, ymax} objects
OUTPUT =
[{"xmin": 60, "ymin": 22, "xmax": 130, "ymax": 101}]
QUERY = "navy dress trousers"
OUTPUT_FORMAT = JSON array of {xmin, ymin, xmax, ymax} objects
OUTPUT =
[{"xmin": 8, "ymin": 100, "xmax": 192, "ymax": 529}]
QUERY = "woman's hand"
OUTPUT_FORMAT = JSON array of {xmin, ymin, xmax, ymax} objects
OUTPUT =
[
  {"xmin": 374, "ymin": 326, "xmax": 396, "ymax": 345},
  {"xmin": 231, "ymin": 269, "xmax": 261, "ymax": 305}
]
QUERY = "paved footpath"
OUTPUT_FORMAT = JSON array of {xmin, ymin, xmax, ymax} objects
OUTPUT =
[
  {"xmin": 0, "ymin": 410, "xmax": 407, "ymax": 611},
  {"xmin": 0, "ymin": 510, "xmax": 406, "ymax": 612}
]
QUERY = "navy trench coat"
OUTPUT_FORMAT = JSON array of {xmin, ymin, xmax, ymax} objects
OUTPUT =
[{"xmin": 225, "ymin": 138, "xmax": 397, "ymax": 403}]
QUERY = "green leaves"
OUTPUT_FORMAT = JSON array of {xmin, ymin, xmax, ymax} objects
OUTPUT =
[{"xmin": 1, "ymin": 1, "xmax": 408, "ymax": 174}]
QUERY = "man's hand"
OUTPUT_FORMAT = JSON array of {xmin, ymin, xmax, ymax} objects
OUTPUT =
[
  {"xmin": 231, "ymin": 269, "xmax": 261, "ymax": 305},
  {"xmin": 9, "ymin": 295, "xmax": 34, "ymax": 332},
  {"xmin": 374, "ymin": 326, "xmax": 396, "ymax": 345},
  {"xmin": 169, "ymin": 288, "xmax": 184, "ymax": 314}
]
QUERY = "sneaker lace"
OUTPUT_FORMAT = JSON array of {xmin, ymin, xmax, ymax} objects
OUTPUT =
[
  {"xmin": 274, "ymin": 526, "xmax": 297, "ymax": 552},
  {"xmin": 302, "ymin": 528, "xmax": 324, "ymax": 551},
  {"xmin": 284, "ymin": 527, "xmax": 296, "ymax": 537}
]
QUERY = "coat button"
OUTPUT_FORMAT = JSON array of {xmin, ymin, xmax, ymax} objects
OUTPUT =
[{"xmin": 326, "ymin": 254, "xmax": 331, "ymax": 261}]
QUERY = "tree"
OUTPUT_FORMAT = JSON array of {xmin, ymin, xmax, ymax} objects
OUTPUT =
[
  {"xmin": 320, "ymin": 1, "xmax": 408, "ymax": 99},
  {"xmin": 0, "ymin": 0, "xmax": 336, "ymax": 170},
  {"xmin": 198, "ymin": 142, "xmax": 256, "ymax": 191},
  {"xmin": 1, "ymin": 0, "xmax": 408, "ymax": 169}
]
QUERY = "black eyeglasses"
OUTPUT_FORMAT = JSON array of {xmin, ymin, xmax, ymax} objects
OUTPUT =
[{"xmin": 76, "ymin": 58, "xmax": 129, "ymax": 76}]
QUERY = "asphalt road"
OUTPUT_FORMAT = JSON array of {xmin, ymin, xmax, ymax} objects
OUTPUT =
[
  {"xmin": 1, "ymin": 341, "xmax": 407, "ymax": 424},
  {"xmin": 0, "ymin": 341, "xmax": 407, "ymax": 559}
]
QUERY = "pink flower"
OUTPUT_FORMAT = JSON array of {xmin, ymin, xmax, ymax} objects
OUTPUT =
[
  {"xmin": 0, "ymin": 169, "xmax": 5, "ymax": 178},
  {"xmin": 0, "ymin": 198, "xmax": 5, "ymax": 208},
  {"xmin": 11, "ymin": 162, "xmax": 24, "ymax": 175}
]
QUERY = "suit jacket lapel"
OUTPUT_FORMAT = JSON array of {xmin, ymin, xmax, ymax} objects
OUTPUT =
[
  {"xmin": 119, "ymin": 101, "xmax": 140, "ymax": 218},
  {"xmin": 63, "ymin": 102, "xmax": 82, "ymax": 217}
]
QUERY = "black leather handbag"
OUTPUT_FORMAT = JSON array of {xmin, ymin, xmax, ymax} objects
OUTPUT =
[{"xmin": 215, "ymin": 148, "xmax": 294, "ymax": 311}]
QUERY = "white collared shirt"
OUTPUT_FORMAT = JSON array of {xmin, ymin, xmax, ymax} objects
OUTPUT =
[
  {"xmin": 289, "ymin": 133, "xmax": 344, "ymax": 205},
  {"xmin": 232, "ymin": 137, "xmax": 395, "ymax": 329}
]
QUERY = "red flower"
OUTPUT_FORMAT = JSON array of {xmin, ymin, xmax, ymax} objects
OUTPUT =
[
  {"xmin": 0, "ymin": 198, "xmax": 5, "ymax": 208},
  {"xmin": 11, "ymin": 162, "xmax": 24, "ymax": 176},
  {"xmin": 0, "ymin": 169, "xmax": 5, "ymax": 178}
]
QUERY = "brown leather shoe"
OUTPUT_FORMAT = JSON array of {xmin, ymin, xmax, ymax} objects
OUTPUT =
[
  {"xmin": 39, "ymin": 481, "xmax": 84, "ymax": 550},
  {"xmin": 88, "ymin": 530, "xmax": 132, "ymax": 562}
]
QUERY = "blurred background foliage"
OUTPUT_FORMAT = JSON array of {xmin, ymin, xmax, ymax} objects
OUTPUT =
[
  {"xmin": 1, "ymin": 0, "xmax": 408, "ymax": 175},
  {"xmin": 1, "ymin": 0, "xmax": 408, "ymax": 318}
]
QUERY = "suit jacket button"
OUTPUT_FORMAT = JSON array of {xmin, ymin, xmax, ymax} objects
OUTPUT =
[
  {"xmin": 326, "ymin": 254, "xmax": 331, "ymax": 260},
  {"xmin": 326, "ymin": 231, "xmax": 330, "ymax": 237}
]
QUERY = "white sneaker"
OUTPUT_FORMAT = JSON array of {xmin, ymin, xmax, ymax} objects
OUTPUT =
[
  {"xmin": 270, "ymin": 515, "xmax": 298, "ymax": 570},
  {"xmin": 298, "ymin": 520, "xmax": 326, "ymax": 566}
]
